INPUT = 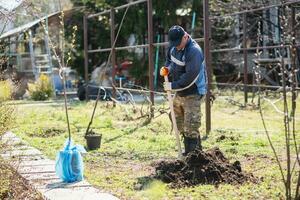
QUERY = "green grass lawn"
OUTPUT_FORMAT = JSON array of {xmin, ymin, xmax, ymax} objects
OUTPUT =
[{"xmin": 11, "ymin": 92, "xmax": 300, "ymax": 199}]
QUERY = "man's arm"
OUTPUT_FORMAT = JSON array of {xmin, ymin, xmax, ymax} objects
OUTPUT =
[
  {"xmin": 161, "ymin": 47, "xmax": 173, "ymax": 78},
  {"xmin": 165, "ymin": 47, "xmax": 172, "ymax": 67}
]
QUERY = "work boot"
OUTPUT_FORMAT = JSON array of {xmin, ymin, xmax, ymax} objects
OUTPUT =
[
  {"xmin": 183, "ymin": 136, "xmax": 189, "ymax": 156},
  {"xmin": 197, "ymin": 136, "xmax": 202, "ymax": 151},
  {"xmin": 183, "ymin": 136, "xmax": 202, "ymax": 155}
]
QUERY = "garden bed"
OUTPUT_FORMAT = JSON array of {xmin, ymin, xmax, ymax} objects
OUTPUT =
[{"xmin": 0, "ymin": 162, "xmax": 43, "ymax": 200}]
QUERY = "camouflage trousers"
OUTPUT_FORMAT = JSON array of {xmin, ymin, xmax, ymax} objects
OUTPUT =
[{"xmin": 173, "ymin": 94, "xmax": 203, "ymax": 139}]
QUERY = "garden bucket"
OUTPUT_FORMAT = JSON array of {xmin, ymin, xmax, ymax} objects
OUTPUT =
[{"xmin": 85, "ymin": 133, "xmax": 102, "ymax": 150}]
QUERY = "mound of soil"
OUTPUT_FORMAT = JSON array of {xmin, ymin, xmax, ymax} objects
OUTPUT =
[{"xmin": 154, "ymin": 147, "xmax": 256, "ymax": 187}]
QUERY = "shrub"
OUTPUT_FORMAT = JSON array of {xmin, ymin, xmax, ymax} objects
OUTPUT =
[
  {"xmin": 28, "ymin": 74, "xmax": 53, "ymax": 101},
  {"xmin": 0, "ymin": 103, "xmax": 14, "ymax": 137},
  {"xmin": 0, "ymin": 80, "xmax": 12, "ymax": 101},
  {"xmin": 0, "ymin": 81, "xmax": 16, "ymax": 200}
]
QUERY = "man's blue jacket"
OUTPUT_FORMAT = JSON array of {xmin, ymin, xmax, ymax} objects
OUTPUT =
[{"xmin": 165, "ymin": 37, "xmax": 207, "ymax": 97}]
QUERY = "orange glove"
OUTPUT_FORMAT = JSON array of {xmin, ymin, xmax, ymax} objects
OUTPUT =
[{"xmin": 160, "ymin": 66, "xmax": 169, "ymax": 76}]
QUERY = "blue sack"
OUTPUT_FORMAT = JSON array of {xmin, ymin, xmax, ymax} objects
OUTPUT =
[{"xmin": 55, "ymin": 139, "xmax": 86, "ymax": 183}]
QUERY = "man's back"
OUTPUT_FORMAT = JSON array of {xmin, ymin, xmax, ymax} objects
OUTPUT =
[{"xmin": 166, "ymin": 37, "xmax": 206, "ymax": 97}]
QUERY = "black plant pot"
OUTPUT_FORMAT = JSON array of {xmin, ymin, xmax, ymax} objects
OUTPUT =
[{"xmin": 85, "ymin": 133, "xmax": 102, "ymax": 150}]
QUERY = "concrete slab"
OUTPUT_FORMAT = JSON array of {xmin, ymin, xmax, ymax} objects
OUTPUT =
[
  {"xmin": 10, "ymin": 159, "xmax": 55, "ymax": 167},
  {"xmin": 1, "ymin": 132, "xmax": 119, "ymax": 200}
]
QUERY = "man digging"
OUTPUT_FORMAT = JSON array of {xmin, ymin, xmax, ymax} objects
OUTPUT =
[{"xmin": 160, "ymin": 25, "xmax": 207, "ymax": 155}]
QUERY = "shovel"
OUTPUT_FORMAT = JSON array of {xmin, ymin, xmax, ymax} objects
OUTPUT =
[{"xmin": 161, "ymin": 67, "xmax": 183, "ymax": 159}]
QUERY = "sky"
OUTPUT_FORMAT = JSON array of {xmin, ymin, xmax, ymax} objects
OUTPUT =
[{"xmin": 0, "ymin": 0, "xmax": 23, "ymax": 12}]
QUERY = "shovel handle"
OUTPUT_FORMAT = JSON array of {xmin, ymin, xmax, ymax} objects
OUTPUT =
[{"xmin": 164, "ymin": 76, "xmax": 183, "ymax": 159}]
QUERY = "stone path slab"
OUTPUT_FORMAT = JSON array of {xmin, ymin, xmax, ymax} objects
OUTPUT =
[{"xmin": 1, "ymin": 132, "xmax": 119, "ymax": 200}]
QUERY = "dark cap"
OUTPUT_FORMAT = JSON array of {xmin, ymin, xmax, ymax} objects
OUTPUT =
[{"xmin": 168, "ymin": 25, "xmax": 185, "ymax": 47}]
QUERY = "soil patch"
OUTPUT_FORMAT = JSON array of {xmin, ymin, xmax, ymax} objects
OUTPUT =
[
  {"xmin": 216, "ymin": 134, "xmax": 239, "ymax": 142},
  {"xmin": 27, "ymin": 127, "xmax": 64, "ymax": 138},
  {"xmin": 154, "ymin": 147, "xmax": 256, "ymax": 188}
]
